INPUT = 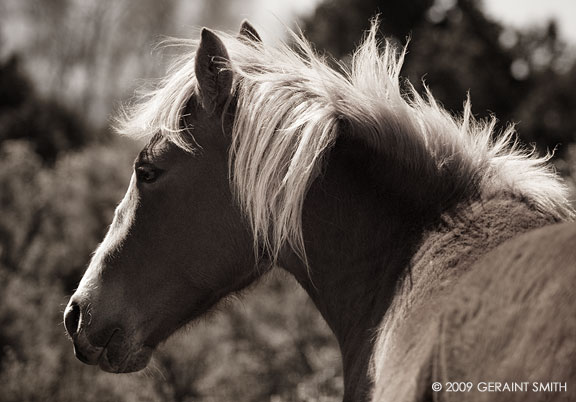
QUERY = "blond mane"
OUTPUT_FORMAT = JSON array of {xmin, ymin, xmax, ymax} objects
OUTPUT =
[{"xmin": 116, "ymin": 21, "xmax": 574, "ymax": 264}]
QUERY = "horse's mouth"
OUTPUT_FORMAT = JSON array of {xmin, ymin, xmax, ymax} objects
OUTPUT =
[
  {"xmin": 96, "ymin": 332, "xmax": 154, "ymax": 373},
  {"xmin": 97, "ymin": 345, "xmax": 153, "ymax": 373},
  {"xmin": 72, "ymin": 327, "xmax": 153, "ymax": 373}
]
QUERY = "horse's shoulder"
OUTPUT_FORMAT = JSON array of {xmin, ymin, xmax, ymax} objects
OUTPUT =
[
  {"xmin": 441, "ymin": 220, "xmax": 576, "ymax": 336},
  {"xmin": 479, "ymin": 220, "xmax": 576, "ymax": 263},
  {"xmin": 461, "ymin": 220, "xmax": 576, "ymax": 292},
  {"xmin": 430, "ymin": 221, "xmax": 576, "ymax": 400},
  {"xmin": 371, "ymin": 222, "xmax": 576, "ymax": 401}
]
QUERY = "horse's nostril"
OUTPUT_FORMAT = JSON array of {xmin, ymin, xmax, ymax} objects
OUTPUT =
[{"xmin": 64, "ymin": 301, "xmax": 81, "ymax": 338}]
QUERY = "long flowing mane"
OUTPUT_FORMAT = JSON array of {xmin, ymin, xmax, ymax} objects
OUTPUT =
[{"xmin": 116, "ymin": 21, "xmax": 574, "ymax": 262}]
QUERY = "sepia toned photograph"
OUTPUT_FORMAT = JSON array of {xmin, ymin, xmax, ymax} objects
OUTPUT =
[{"xmin": 0, "ymin": 0, "xmax": 575, "ymax": 401}]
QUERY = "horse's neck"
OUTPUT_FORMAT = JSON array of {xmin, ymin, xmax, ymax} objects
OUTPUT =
[
  {"xmin": 278, "ymin": 135, "xmax": 559, "ymax": 401},
  {"xmin": 279, "ymin": 137, "xmax": 442, "ymax": 401}
]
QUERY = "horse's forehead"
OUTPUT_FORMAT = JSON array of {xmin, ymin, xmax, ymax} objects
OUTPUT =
[{"xmin": 139, "ymin": 134, "xmax": 174, "ymax": 160}]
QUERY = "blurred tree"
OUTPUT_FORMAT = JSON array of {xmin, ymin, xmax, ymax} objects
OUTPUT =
[
  {"xmin": 0, "ymin": 56, "xmax": 30, "ymax": 109},
  {"xmin": 0, "ymin": 0, "xmax": 246, "ymax": 129},
  {"xmin": 0, "ymin": 55, "xmax": 87, "ymax": 162},
  {"xmin": 302, "ymin": 0, "xmax": 576, "ymax": 155},
  {"xmin": 516, "ymin": 63, "xmax": 576, "ymax": 153},
  {"xmin": 404, "ymin": 0, "xmax": 527, "ymax": 125},
  {"xmin": 510, "ymin": 22, "xmax": 576, "ymax": 153},
  {"xmin": 303, "ymin": 0, "xmax": 433, "ymax": 57}
]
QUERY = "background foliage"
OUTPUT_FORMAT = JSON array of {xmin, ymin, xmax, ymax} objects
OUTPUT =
[{"xmin": 1, "ymin": 0, "xmax": 575, "ymax": 401}]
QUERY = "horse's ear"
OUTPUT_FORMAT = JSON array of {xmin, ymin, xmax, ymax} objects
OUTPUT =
[
  {"xmin": 238, "ymin": 20, "xmax": 261, "ymax": 43},
  {"xmin": 195, "ymin": 28, "xmax": 233, "ymax": 115}
]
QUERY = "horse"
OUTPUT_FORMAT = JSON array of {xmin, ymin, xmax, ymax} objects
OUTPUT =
[{"xmin": 63, "ymin": 20, "xmax": 576, "ymax": 401}]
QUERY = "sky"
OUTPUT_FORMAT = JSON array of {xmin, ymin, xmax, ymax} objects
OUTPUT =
[
  {"xmin": 240, "ymin": 0, "xmax": 319, "ymax": 42},
  {"xmin": 252, "ymin": 0, "xmax": 576, "ymax": 44},
  {"xmin": 483, "ymin": 0, "xmax": 576, "ymax": 44}
]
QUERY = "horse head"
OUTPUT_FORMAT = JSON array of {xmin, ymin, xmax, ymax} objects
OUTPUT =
[{"xmin": 63, "ymin": 22, "xmax": 263, "ymax": 373}]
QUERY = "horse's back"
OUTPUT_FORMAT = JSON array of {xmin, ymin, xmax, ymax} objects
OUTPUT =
[
  {"xmin": 373, "ymin": 222, "xmax": 576, "ymax": 402},
  {"xmin": 434, "ymin": 221, "xmax": 576, "ymax": 401}
]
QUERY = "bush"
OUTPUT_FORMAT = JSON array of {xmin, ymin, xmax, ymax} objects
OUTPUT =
[{"xmin": 0, "ymin": 139, "xmax": 342, "ymax": 401}]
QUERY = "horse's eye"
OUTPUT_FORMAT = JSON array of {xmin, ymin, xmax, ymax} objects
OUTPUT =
[{"xmin": 136, "ymin": 164, "xmax": 162, "ymax": 183}]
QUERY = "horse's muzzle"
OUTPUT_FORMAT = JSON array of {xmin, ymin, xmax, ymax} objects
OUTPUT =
[
  {"xmin": 64, "ymin": 299, "xmax": 109, "ymax": 365},
  {"xmin": 64, "ymin": 297, "xmax": 152, "ymax": 372}
]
